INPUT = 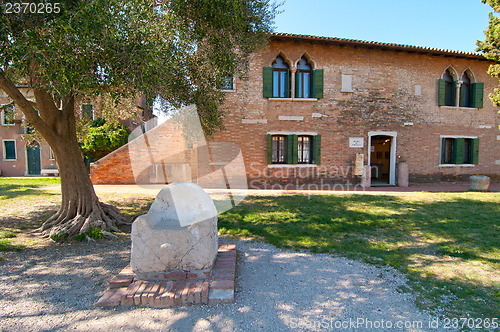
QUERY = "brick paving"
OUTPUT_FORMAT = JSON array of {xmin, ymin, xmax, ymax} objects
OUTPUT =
[{"xmin": 94, "ymin": 244, "xmax": 236, "ymax": 307}]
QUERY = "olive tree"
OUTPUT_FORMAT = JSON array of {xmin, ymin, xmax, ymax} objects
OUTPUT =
[{"xmin": 0, "ymin": 0, "xmax": 276, "ymax": 239}]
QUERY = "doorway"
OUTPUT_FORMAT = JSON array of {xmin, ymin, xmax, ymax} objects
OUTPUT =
[
  {"xmin": 27, "ymin": 141, "xmax": 41, "ymax": 175},
  {"xmin": 368, "ymin": 132, "xmax": 397, "ymax": 186}
]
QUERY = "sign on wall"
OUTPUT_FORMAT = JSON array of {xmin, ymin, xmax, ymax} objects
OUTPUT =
[{"xmin": 349, "ymin": 137, "xmax": 364, "ymax": 148}]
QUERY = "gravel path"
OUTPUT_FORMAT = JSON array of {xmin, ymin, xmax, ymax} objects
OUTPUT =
[{"xmin": 0, "ymin": 237, "xmax": 449, "ymax": 332}]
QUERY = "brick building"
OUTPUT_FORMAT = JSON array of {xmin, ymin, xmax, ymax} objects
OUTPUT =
[{"xmin": 90, "ymin": 33, "xmax": 500, "ymax": 188}]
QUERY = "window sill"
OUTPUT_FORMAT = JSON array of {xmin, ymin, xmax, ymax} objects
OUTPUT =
[
  {"xmin": 267, "ymin": 164, "xmax": 318, "ymax": 168},
  {"xmin": 2, "ymin": 159, "xmax": 17, "ymax": 161},
  {"xmin": 341, "ymin": 90, "xmax": 354, "ymax": 93},
  {"xmin": 439, "ymin": 164, "xmax": 476, "ymax": 167},
  {"xmin": 439, "ymin": 106, "xmax": 479, "ymax": 111},
  {"xmin": 221, "ymin": 89, "xmax": 236, "ymax": 93},
  {"xmin": 268, "ymin": 98, "xmax": 318, "ymax": 102},
  {"xmin": 1, "ymin": 124, "xmax": 15, "ymax": 127}
]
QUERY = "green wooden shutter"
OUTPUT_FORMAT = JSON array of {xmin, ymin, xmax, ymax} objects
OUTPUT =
[
  {"xmin": 313, "ymin": 135, "xmax": 321, "ymax": 164},
  {"xmin": 438, "ymin": 79, "xmax": 446, "ymax": 106},
  {"xmin": 267, "ymin": 134, "xmax": 272, "ymax": 164},
  {"xmin": 452, "ymin": 138, "xmax": 464, "ymax": 165},
  {"xmin": 263, "ymin": 67, "xmax": 273, "ymax": 98},
  {"xmin": 471, "ymin": 82, "xmax": 484, "ymax": 108},
  {"xmin": 292, "ymin": 135, "xmax": 298, "ymax": 164},
  {"xmin": 286, "ymin": 134, "xmax": 298, "ymax": 164},
  {"xmin": 472, "ymin": 138, "xmax": 480, "ymax": 164},
  {"xmin": 312, "ymin": 69, "xmax": 324, "ymax": 99}
]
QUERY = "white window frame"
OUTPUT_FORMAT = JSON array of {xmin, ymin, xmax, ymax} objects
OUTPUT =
[
  {"xmin": 1, "ymin": 106, "xmax": 16, "ymax": 126},
  {"xmin": 2, "ymin": 139, "xmax": 17, "ymax": 160},
  {"xmin": 439, "ymin": 135, "xmax": 478, "ymax": 167}
]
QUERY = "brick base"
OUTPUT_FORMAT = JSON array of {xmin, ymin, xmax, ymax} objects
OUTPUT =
[{"xmin": 94, "ymin": 244, "xmax": 236, "ymax": 307}]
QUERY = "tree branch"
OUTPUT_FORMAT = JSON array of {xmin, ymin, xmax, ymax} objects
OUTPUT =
[{"xmin": 0, "ymin": 69, "xmax": 58, "ymax": 143}]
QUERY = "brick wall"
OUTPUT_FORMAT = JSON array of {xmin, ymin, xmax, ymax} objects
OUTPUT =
[
  {"xmin": 90, "ymin": 119, "xmax": 194, "ymax": 184},
  {"xmin": 210, "ymin": 36, "xmax": 500, "ymax": 187}
]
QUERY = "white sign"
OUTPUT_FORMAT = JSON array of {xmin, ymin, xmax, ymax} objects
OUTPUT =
[{"xmin": 349, "ymin": 137, "xmax": 364, "ymax": 148}]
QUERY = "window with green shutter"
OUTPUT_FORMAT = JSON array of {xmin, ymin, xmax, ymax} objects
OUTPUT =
[
  {"xmin": 295, "ymin": 57, "xmax": 312, "ymax": 98},
  {"xmin": 270, "ymin": 135, "xmax": 287, "ymax": 164},
  {"xmin": 439, "ymin": 69, "xmax": 456, "ymax": 106},
  {"xmin": 441, "ymin": 137, "xmax": 454, "ymax": 164},
  {"xmin": 459, "ymin": 72, "xmax": 472, "ymax": 107},
  {"xmin": 3, "ymin": 140, "xmax": 16, "ymax": 160},
  {"xmin": 268, "ymin": 134, "xmax": 321, "ymax": 165},
  {"xmin": 268, "ymin": 56, "xmax": 290, "ymax": 98},
  {"xmin": 441, "ymin": 137, "xmax": 479, "ymax": 165},
  {"xmin": 298, "ymin": 135, "xmax": 312, "ymax": 163}
]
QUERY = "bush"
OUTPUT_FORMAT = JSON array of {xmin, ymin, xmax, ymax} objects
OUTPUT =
[{"xmin": 80, "ymin": 119, "xmax": 130, "ymax": 161}]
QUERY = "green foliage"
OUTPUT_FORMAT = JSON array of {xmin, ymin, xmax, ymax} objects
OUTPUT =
[
  {"xmin": 49, "ymin": 232, "xmax": 68, "ymax": 242},
  {"xmin": 73, "ymin": 227, "xmax": 103, "ymax": 242},
  {"xmin": 0, "ymin": 238, "xmax": 24, "ymax": 252},
  {"xmin": 0, "ymin": 230, "xmax": 16, "ymax": 239},
  {"xmin": 79, "ymin": 119, "xmax": 129, "ymax": 161},
  {"xmin": 0, "ymin": 0, "xmax": 277, "ymax": 134},
  {"xmin": 477, "ymin": 0, "xmax": 500, "ymax": 106}
]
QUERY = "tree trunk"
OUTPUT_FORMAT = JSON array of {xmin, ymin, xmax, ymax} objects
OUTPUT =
[
  {"xmin": 38, "ymin": 135, "xmax": 129, "ymax": 240},
  {"xmin": 37, "ymin": 103, "xmax": 130, "ymax": 240},
  {"xmin": 0, "ymin": 70, "xmax": 129, "ymax": 240}
]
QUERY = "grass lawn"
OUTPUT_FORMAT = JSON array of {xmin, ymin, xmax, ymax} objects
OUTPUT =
[
  {"xmin": 1, "ymin": 178, "xmax": 498, "ymax": 321},
  {"xmin": 0, "ymin": 177, "xmax": 151, "ymax": 250},
  {"xmin": 217, "ymin": 192, "xmax": 500, "ymax": 320}
]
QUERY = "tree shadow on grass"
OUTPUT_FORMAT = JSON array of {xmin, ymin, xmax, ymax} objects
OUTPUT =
[
  {"xmin": 217, "ymin": 193, "xmax": 500, "ymax": 318},
  {"xmin": 0, "ymin": 179, "xmax": 60, "ymax": 200}
]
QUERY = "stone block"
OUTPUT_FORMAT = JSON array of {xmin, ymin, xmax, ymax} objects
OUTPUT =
[
  {"xmin": 131, "ymin": 182, "xmax": 218, "ymax": 279},
  {"xmin": 470, "ymin": 175, "xmax": 490, "ymax": 191},
  {"xmin": 397, "ymin": 162, "xmax": 409, "ymax": 187}
]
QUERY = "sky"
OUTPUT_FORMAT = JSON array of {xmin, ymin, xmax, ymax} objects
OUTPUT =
[{"xmin": 273, "ymin": 0, "xmax": 493, "ymax": 53}]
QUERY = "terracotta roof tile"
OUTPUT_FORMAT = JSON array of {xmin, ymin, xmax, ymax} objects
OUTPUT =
[{"xmin": 270, "ymin": 33, "xmax": 486, "ymax": 60}]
